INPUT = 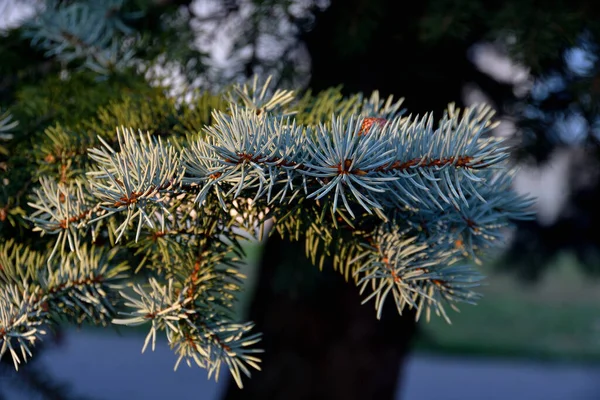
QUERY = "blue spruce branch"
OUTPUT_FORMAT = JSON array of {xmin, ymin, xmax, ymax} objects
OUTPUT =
[{"xmin": 2, "ymin": 77, "xmax": 535, "ymax": 388}]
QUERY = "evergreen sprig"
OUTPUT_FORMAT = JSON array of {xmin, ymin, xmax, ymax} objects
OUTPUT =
[
  {"xmin": 0, "ymin": 109, "xmax": 17, "ymax": 155},
  {"xmin": 2, "ymin": 77, "xmax": 534, "ymax": 388},
  {"xmin": 0, "ymin": 241, "xmax": 127, "ymax": 370},
  {"xmin": 87, "ymin": 128, "xmax": 183, "ymax": 242}
]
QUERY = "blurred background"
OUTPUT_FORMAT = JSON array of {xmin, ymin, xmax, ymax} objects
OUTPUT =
[{"xmin": 3, "ymin": 0, "xmax": 600, "ymax": 399}]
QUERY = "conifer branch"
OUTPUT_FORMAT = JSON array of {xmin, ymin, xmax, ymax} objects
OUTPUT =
[
  {"xmin": 0, "ymin": 109, "xmax": 17, "ymax": 155},
  {"xmin": 0, "ymin": 242, "xmax": 127, "ymax": 370},
  {"xmin": 23, "ymin": 1, "xmax": 141, "ymax": 74},
  {"xmin": 4, "ymin": 77, "xmax": 535, "ymax": 388}
]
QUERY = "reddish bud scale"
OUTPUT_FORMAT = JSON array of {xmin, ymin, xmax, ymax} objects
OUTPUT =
[{"xmin": 358, "ymin": 117, "xmax": 387, "ymax": 136}]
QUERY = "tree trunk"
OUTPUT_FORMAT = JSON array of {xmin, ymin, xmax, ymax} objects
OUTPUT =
[{"xmin": 222, "ymin": 235, "xmax": 418, "ymax": 400}]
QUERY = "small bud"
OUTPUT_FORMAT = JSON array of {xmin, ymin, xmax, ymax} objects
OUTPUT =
[{"xmin": 358, "ymin": 117, "xmax": 387, "ymax": 136}]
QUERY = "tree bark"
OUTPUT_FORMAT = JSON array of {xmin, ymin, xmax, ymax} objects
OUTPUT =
[{"xmin": 222, "ymin": 235, "xmax": 418, "ymax": 400}]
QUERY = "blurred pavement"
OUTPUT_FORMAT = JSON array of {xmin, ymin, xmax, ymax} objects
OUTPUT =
[
  {"xmin": 400, "ymin": 354, "xmax": 600, "ymax": 400},
  {"xmin": 2, "ymin": 330, "xmax": 600, "ymax": 400}
]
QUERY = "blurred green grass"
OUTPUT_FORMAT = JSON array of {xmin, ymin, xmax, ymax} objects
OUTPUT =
[{"xmin": 414, "ymin": 252, "xmax": 600, "ymax": 363}]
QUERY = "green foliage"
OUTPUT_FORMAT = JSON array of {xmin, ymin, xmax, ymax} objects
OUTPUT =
[
  {"xmin": 173, "ymin": 90, "xmax": 230, "ymax": 137},
  {"xmin": 0, "ymin": 70, "xmax": 164, "ymax": 242},
  {"xmin": 8, "ymin": 71, "xmax": 152, "ymax": 133},
  {"xmin": 292, "ymin": 86, "xmax": 405, "ymax": 127}
]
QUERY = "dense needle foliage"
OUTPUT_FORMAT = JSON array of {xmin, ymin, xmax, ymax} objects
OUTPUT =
[{"xmin": 0, "ymin": 0, "xmax": 534, "ymax": 388}]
